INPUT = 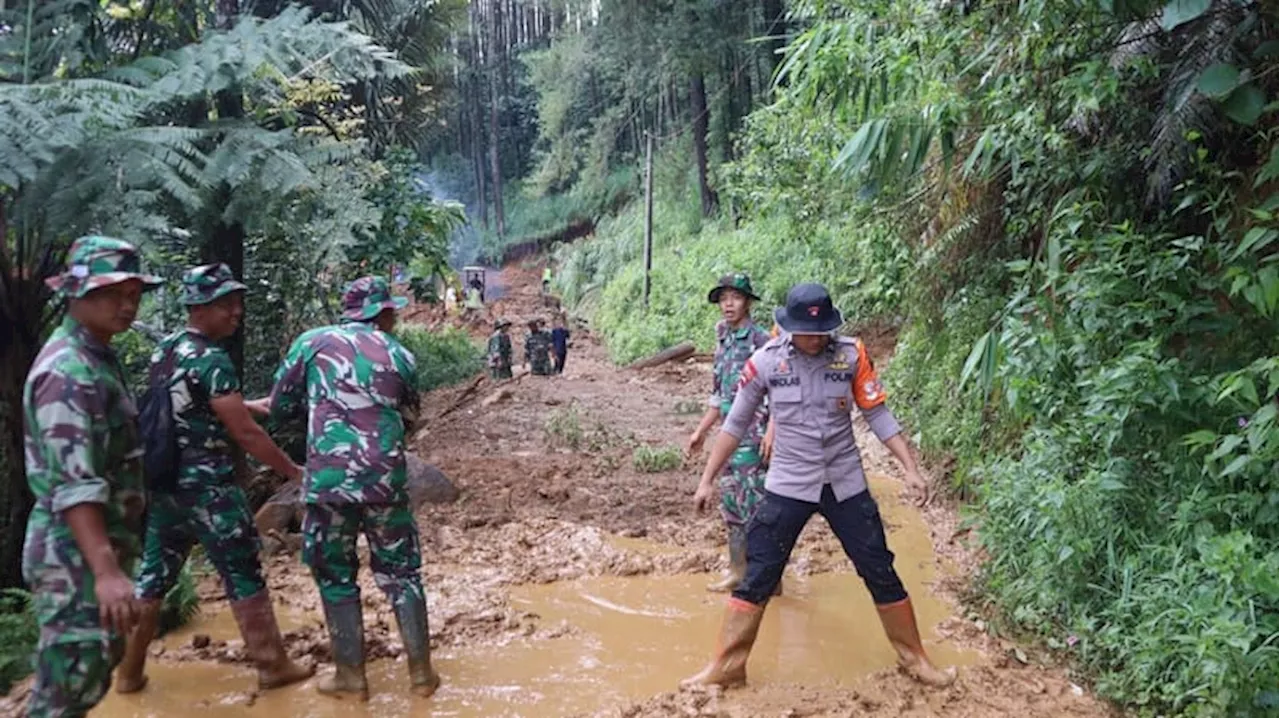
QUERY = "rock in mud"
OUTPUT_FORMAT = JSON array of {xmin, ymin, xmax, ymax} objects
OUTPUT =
[
  {"xmin": 253, "ymin": 456, "xmax": 460, "ymax": 537},
  {"xmin": 406, "ymin": 454, "xmax": 461, "ymax": 506}
]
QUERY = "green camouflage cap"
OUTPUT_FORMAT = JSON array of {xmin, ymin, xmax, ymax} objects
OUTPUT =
[
  {"xmin": 341, "ymin": 275, "xmax": 408, "ymax": 321},
  {"xmin": 707, "ymin": 271, "xmax": 761, "ymax": 303},
  {"xmin": 45, "ymin": 235, "xmax": 163, "ymax": 299},
  {"xmin": 181, "ymin": 263, "xmax": 247, "ymax": 305}
]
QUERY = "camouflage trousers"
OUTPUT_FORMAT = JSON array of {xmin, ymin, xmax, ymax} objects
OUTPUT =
[
  {"xmin": 27, "ymin": 633, "xmax": 123, "ymax": 718},
  {"xmin": 301, "ymin": 502, "xmax": 425, "ymax": 606},
  {"xmin": 528, "ymin": 357, "xmax": 552, "ymax": 376},
  {"xmin": 719, "ymin": 443, "xmax": 768, "ymax": 527},
  {"xmin": 135, "ymin": 484, "xmax": 265, "ymax": 602}
]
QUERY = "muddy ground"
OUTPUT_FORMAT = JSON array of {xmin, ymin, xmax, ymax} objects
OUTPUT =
[{"xmin": 3, "ymin": 262, "xmax": 1116, "ymax": 718}]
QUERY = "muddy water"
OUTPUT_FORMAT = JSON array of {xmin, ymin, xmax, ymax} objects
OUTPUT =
[{"xmin": 93, "ymin": 477, "xmax": 975, "ymax": 717}]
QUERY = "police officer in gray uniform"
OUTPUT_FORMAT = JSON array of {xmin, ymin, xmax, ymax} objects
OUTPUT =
[{"xmin": 683, "ymin": 283, "xmax": 954, "ymax": 690}]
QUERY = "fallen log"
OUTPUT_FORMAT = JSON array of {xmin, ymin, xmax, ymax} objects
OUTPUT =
[
  {"xmin": 627, "ymin": 341, "xmax": 696, "ymax": 370},
  {"xmin": 434, "ymin": 374, "xmax": 485, "ymax": 420}
]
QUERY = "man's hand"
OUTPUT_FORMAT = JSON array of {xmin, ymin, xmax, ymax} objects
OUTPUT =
[
  {"xmin": 902, "ymin": 466, "xmax": 930, "ymax": 508},
  {"xmin": 761, "ymin": 419, "xmax": 776, "ymax": 463},
  {"xmin": 285, "ymin": 462, "xmax": 305, "ymax": 483},
  {"xmin": 685, "ymin": 429, "xmax": 706, "ymax": 459},
  {"xmin": 244, "ymin": 397, "xmax": 271, "ymax": 417},
  {"xmin": 95, "ymin": 568, "xmax": 138, "ymax": 635},
  {"xmin": 693, "ymin": 478, "xmax": 716, "ymax": 514}
]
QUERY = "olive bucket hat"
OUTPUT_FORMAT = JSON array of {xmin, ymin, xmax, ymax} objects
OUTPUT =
[
  {"xmin": 45, "ymin": 235, "xmax": 163, "ymax": 299},
  {"xmin": 341, "ymin": 275, "xmax": 409, "ymax": 321},
  {"xmin": 181, "ymin": 263, "xmax": 247, "ymax": 305},
  {"xmin": 773, "ymin": 283, "xmax": 844, "ymax": 335},
  {"xmin": 707, "ymin": 272, "xmax": 761, "ymax": 304}
]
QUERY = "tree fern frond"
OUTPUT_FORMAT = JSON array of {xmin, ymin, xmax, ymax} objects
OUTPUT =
[{"xmin": 1144, "ymin": 0, "xmax": 1254, "ymax": 205}]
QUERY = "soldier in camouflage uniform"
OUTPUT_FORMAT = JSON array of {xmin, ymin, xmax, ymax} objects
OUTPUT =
[
  {"xmin": 486, "ymin": 318, "xmax": 513, "ymax": 380},
  {"xmin": 261, "ymin": 276, "xmax": 437, "ymax": 701},
  {"xmin": 685, "ymin": 273, "xmax": 773, "ymax": 593},
  {"xmin": 523, "ymin": 318, "xmax": 554, "ymax": 376},
  {"xmin": 115, "ymin": 264, "xmax": 313, "ymax": 695},
  {"xmin": 22, "ymin": 236, "xmax": 162, "ymax": 717}
]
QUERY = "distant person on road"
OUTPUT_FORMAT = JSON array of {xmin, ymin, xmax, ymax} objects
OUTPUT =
[
  {"xmin": 684, "ymin": 283, "xmax": 954, "ymax": 691},
  {"xmin": 523, "ymin": 318, "xmax": 555, "ymax": 376},
  {"xmin": 550, "ymin": 314, "xmax": 571, "ymax": 375},
  {"xmin": 257, "ymin": 276, "xmax": 439, "ymax": 702},
  {"xmin": 116, "ymin": 264, "xmax": 313, "ymax": 696},
  {"xmin": 487, "ymin": 318, "xmax": 514, "ymax": 380},
  {"xmin": 444, "ymin": 285, "xmax": 458, "ymax": 315},
  {"xmin": 542, "ymin": 265, "xmax": 553, "ymax": 295},
  {"xmin": 463, "ymin": 278, "xmax": 484, "ymax": 323},
  {"xmin": 22, "ymin": 236, "xmax": 160, "ymax": 717},
  {"xmin": 685, "ymin": 273, "xmax": 772, "ymax": 594}
]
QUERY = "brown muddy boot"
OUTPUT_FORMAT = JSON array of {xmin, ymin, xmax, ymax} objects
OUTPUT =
[
  {"xmin": 680, "ymin": 598, "xmax": 764, "ymax": 689},
  {"xmin": 317, "ymin": 599, "xmax": 369, "ymax": 701},
  {"xmin": 706, "ymin": 525, "xmax": 747, "ymax": 593},
  {"xmin": 115, "ymin": 599, "xmax": 162, "ymax": 694},
  {"xmin": 229, "ymin": 590, "xmax": 315, "ymax": 690},
  {"xmin": 393, "ymin": 595, "xmax": 441, "ymax": 698},
  {"xmin": 876, "ymin": 598, "xmax": 956, "ymax": 687}
]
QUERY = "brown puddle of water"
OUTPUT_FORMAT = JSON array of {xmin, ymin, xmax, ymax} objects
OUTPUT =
[{"xmin": 93, "ymin": 475, "xmax": 976, "ymax": 717}]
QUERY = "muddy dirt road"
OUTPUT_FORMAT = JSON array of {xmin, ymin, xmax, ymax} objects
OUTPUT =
[{"xmin": 21, "ymin": 262, "xmax": 1115, "ymax": 717}]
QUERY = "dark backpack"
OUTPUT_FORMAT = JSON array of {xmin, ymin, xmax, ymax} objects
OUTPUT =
[{"xmin": 138, "ymin": 342, "xmax": 205, "ymax": 493}]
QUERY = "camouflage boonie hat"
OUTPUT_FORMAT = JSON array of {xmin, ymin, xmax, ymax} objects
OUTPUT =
[
  {"xmin": 341, "ymin": 275, "xmax": 408, "ymax": 321},
  {"xmin": 495, "ymin": 318, "xmax": 512, "ymax": 330},
  {"xmin": 708, "ymin": 272, "xmax": 761, "ymax": 303},
  {"xmin": 181, "ymin": 263, "xmax": 247, "ymax": 305},
  {"xmin": 45, "ymin": 235, "xmax": 163, "ymax": 299}
]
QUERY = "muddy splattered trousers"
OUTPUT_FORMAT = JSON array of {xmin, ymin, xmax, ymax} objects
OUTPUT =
[
  {"xmin": 301, "ymin": 502, "xmax": 426, "ymax": 608},
  {"xmin": 134, "ymin": 484, "xmax": 266, "ymax": 601},
  {"xmin": 735, "ymin": 486, "xmax": 908, "ymax": 606}
]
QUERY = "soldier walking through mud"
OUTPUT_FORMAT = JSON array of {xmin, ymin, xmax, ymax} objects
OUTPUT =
[
  {"xmin": 686, "ymin": 273, "xmax": 773, "ymax": 593},
  {"xmin": 684, "ymin": 283, "xmax": 954, "ymax": 690},
  {"xmin": 115, "ymin": 264, "xmax": 313, "ymax": 696},
  {"xmin": 487, "ymin": 318, "xmax": 514, "ymax": 379},
  {"xmin": 21, "ymin": 237, "xmax": 162, "ymax": 717},
  {"xmin": 254, "ymin": 275, "xmax": 439, "ymax": 701},
  {"xmin": 523, "ymin": 317, "xmax": 555, "ymax": 376}
]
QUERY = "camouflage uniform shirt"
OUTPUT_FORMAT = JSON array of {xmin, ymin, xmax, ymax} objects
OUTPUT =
[
  {"xmin": 487, "ymin": 332, "xmax": 512, "ymax": 374},
  {"xmin": 710, "ymin": 319, "xmax": 771, "ymax": 439},
  {"xmin": 525, "ymin": 330, "xmax": 554, "ymax": 375},
  {"xmin": 151, "ymin": 328, "xmax": 240, "ymax": 491},
  {"xmin": 22, "ymin": 317, "xmax": 147, "ymax": 644},
  {"xmin": 269, "ymin": 322, "xmax": 419, "ymax": 505}
]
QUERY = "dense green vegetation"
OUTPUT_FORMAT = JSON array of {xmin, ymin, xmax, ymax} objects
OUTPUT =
[{"xmin": 466, "ymin": 0, "xmax": 1276, "ymax": 714}]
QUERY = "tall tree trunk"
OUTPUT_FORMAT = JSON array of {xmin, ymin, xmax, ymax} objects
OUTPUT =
[
  {"xmin": 761, "ymin": 0, "xmax": 787, "ymax": 86},
  {"xmin": 0, "ymin": 218, "xmax": 61, "ymax": 589},
  {"xmin": 488, "ymin": 0, "xmax": 506, "ymax": 238},
  {"xmin": 689, "ymin": 73, "xmax": 717, "ymax": 217},
  {"xmin": 211, "ymin": 0, "xmax": 249, "ymax": 481}
]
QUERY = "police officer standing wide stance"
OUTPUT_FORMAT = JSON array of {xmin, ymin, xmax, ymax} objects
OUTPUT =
[{"xmin": 683, "ymin": 283, "xmax": 954, "ymax": 690}]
